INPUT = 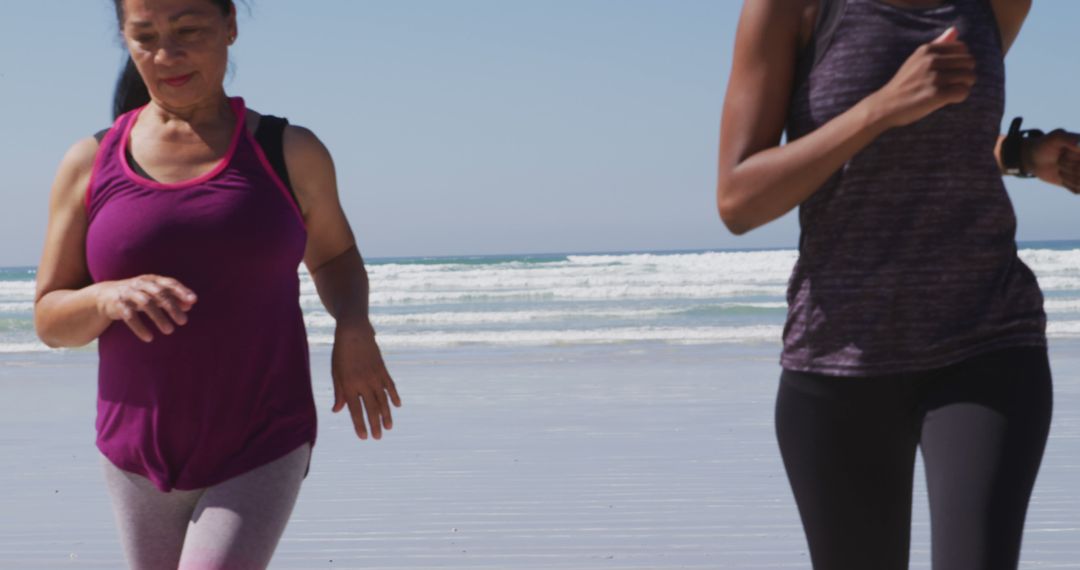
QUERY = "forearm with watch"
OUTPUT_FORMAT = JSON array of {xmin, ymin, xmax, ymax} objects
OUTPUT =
[{"xmin": 996, "ymin": 116, "xmax": 1044, "ymax": 178}]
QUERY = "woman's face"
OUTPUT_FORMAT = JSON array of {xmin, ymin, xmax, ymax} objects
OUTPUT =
[{"xmin": 120, "ymin": 0, "xmax": 236, "ymax": 110}]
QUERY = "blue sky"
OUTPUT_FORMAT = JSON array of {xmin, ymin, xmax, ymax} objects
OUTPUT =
[{"xmin": 1, "ymin": 1, "xmax": 1077, "ymax": 266}]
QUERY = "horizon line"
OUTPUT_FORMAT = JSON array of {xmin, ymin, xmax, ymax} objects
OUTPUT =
[{"xmin": 4, "ymin": 238, "xmax": 1080, "ymax": 271}]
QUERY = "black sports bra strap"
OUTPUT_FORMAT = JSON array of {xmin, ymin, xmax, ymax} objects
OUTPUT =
[{"xmin": 253, "ymin": 115, "xmax": 299, "ymax": 208}]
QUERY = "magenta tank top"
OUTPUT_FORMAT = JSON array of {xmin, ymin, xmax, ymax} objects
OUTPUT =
[{"xmin": 85, "ymin": 97, "xmax": 316, "ymax": 491}]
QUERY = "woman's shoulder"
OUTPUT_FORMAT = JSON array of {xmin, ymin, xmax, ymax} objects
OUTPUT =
[
  {"xmin": 47, "ymin": 135, "xmax": 102, "ymax": 211},
  {"xmin": 60, "ymin": 136, "xmax": 102, "ymax": 183},
  {"xmin": 245, "ymin": 108, "xmax": 320, "ymax": 143},
  {"xmin": 243, "ymin": 107, "xmax": 328, "ymax": 161},
  {"xmin": 735, "ymin": 0, "xmax": 819, "ymax": 50},
  {"xmin": 278, "ymin": 122, "xmax": 332, "ymax": 170}
]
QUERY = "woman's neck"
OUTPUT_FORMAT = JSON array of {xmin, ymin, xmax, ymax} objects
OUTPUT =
[{"xmin": 145, "ymin": 93, "xmax": 233, "ymax": 130}]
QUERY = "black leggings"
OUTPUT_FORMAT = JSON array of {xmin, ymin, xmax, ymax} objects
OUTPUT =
[{"xmin": 776, "ymin": 346, "xmax": 1052, "ymax": 570}]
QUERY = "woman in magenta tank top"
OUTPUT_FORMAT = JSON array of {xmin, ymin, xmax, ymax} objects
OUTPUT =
[
  {"xmin": 717, "ymin": 0, "xmax": 1079, "ymax": 567},
  {"xmin": 33, "ymin": 1, "xmax": 401, "ymax": 567}
]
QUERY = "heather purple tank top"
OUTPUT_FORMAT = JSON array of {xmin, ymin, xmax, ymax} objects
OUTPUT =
[
  {"xmin": 782, "ymin": 0, "xmax": 1046, "ymax": 376},
  {"xmin": 85, "ymin": 97, "xmax": 316, "ymax": 491}
]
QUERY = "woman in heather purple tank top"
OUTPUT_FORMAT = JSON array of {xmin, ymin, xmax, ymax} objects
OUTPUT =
[
  {"xmin": 718, "ymin": 0, "xmax": 1080, "ymax": 568},
  {"xmin": 33, "ymin": 0, "xmax": 401, "ymax": 567}
]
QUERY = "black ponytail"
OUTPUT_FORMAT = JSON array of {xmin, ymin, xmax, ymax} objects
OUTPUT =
[
  {"xmin": 110, "ymin": 0, "xmax": 236, "ymax": 119},
  {"xmin": 113, "ymin": 56, "xmax": 151, "ymax": 119}
]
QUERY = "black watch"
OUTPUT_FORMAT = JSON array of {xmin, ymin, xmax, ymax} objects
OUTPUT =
[{"xmin": 1002, "ymin": 117, "xmax": 1044, "ymax": 178}]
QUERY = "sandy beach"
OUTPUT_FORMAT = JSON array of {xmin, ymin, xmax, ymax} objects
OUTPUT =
[{"xmin": 2, "ymin": 341, "xmax": 1079, "ymax": 569}]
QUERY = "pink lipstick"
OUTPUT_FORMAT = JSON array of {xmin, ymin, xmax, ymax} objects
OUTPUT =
[{"xmin": 162, "ymin": 73, "xmax": 194, "ymax": 87}]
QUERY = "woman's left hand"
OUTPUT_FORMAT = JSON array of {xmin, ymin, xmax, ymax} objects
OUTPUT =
[
  {"xmin": 1028, "ymin": 129, "xmax": 1080, "ymax": 193},
  {"xmin": 331, "ymin": 320, "xmax": 402, "ymax": 441}
]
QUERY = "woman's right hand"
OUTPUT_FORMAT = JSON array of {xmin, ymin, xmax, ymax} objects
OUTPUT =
[
  {"xmin": 95, "ymin": 275, "xmax": 197, "ymax": 342},
  {"xmin": 870, "ymin": 27, "xmax": 977, "ymax": 129}
]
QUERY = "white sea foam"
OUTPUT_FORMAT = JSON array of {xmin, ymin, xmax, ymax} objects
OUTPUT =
[
  {"xmin": 304, "ymin": 302, "xmax": 789, "ymax": 329},
  {"xmin": 1044, "ymin": 298, "xmax": 1080, "ymax": 314},
  {"xmin": 363, "ymin": 284, "xmax": 788, "ymax": 305},
  {"xmin": 1020, "ymin": 248, "xmax": 1080, "ymax": 273},
  {"xmin": 307, "ymin": 325, "xmax": 785, "ymax": 348},
  {"xmin": 1048, "ymin": 320, "xmax": 1080, "ymax": 338},
  {"xmin": 0, "ymin": 302, "xmax": 33, "ymax": 313},
  {"xmin": 302, "ymin": 287, "xmax": 788, "ymax": 309},
  {"xmin": 0, "ymin": 342, "xmax": 51, "ymax": 353},
  {"xmin": 2, "ymin": 248, "xmax": 1080, "ymax": 353},
  {"xmin": 368, "ymin": 252, "xmax": 794, "ymax": 284},
  {"xmin": 0, "ymin": 282, "xmax": 35, "ymax": 302}
]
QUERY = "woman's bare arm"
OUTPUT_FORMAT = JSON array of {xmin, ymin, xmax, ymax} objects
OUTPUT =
[
  {"xmin": 34, "ymin": 138, "xmax": 197, "ymax": 347},
  {"xmin": 717, "ymin": 1, "xmax": 976, "ymax": 235},
  {"xmin": 34, "ymin": 138, "xmax": 114, "ymax": 347},
  {"xmin": 285, "ymin": 125, "xmax": 400, "ymax": 441},
  {"xmin": 989, "ymin": 0, "xmax": 1080, "ymax": 193},
  {"xmin": 991, "ymin": 0, "xmax": 1031, "ymax": 55}
]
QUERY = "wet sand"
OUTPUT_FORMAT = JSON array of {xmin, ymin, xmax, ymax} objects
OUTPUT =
[{"xmin": 1, "ymin": 342, "xmax": 1079, "ymax": 568}]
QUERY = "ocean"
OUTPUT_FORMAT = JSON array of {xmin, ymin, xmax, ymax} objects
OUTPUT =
[
  {"xmin": 5, "ymin": 241, "xmax": 1080, "ymax": 355},
  {"xmin": 5, "ymin": 244, "xmax": 1080, "ymax": 567}
]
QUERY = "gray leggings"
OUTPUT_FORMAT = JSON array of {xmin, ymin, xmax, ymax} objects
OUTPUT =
[{"xmin": 103, "ymin": 443, "xmax": 311, "ymax": 570}]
